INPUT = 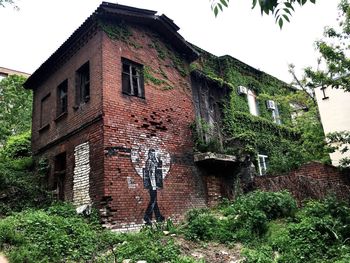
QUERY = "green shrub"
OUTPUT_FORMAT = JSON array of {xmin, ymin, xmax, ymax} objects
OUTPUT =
[
  {"xmin": 221, "ymin": 191, "xmax": 296, "ymax": 242},
  {"xmin": 0, "ymin": 204, "xmax": 199, "ymax": 263},
  {"xmin": 1, "ymin": 131, "xmax": 31, "ymax": 159},
  {"xmin": 0, "ymin": 209, "xmax": 99, "ymax": 262},
  {"xmin": 258, "ymin": 197, "xmax": 350, "ymax": 263},
  {"xmin": 242, "ymin": 245, "xmax": 275, "ymax": 263},
  {"xmin": 0, "ymin": 131, "xmax": 51, "ymax": 215},
  {"xmin": 221, "ymin": 190, "xmax": 297, "ymax": 220},
  {"xmin": 184, "ymin": 208, "xmax": 220, "ymax": 241}
]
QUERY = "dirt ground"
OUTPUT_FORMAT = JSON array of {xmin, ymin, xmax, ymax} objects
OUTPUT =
[{"xmin": 175, "ymin": 236, "xmax": 243, "ymax": 263}]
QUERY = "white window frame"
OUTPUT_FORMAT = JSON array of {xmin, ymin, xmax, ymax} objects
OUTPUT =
[
  {"xmin": 247, "ymin": 89, "xmax": 259, "ymax": 116},
  {"xmin": 258, "ymin": 154, "xmax": 268, "ymax": 176},
  {"xmin": 272, "ymin": 106, "xmax": 281, "ymax": 125}
]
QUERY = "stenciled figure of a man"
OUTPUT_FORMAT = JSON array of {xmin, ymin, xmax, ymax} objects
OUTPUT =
[{"xmin": 143, "ymin": 149, "xmax": 164, "ymax": 225}]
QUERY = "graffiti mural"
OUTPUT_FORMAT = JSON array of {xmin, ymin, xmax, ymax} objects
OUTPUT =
[{"xmin": 131, "ymin": 137, "xmax": 170, "ymax": 224}]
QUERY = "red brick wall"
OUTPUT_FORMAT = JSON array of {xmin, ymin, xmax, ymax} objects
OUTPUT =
[
  {"xmin": 38, "ymin": 121, "xmax": 104, "ymax": 204},
  {"xmin": 31, "ymin": 30, "xmax": 103, "ymax": 154},
  {"xmin": 255, "ymin": 162, "xmax": 350, "ymax": 203},
  {"xmin": 287, "ymin": 162, "xmax": 350, "ymax": 184},
  {"xmin": 31, "ymin": 24, "xmax": 208, "ymax": 229},
  {"xmin": 100, "ymin": 25, "xmax": 207, "ymax": 228}
]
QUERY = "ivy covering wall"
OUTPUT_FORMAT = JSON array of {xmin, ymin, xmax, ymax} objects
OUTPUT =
[
  {"xmin": 191, "ymin": 48, "xmax": 329, "ymax": 174},
  {"xmin": 98, "ymin": 19, "xmax": 328, "ymax": 175}
]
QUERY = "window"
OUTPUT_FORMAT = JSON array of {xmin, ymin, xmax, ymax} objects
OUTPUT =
[
  {"xmin": 57, "ymin": 79, "xmax": 68, "ymax": 116},
  {"xmin": 40, "ymin": 93, "xmax": 51, "ymax": 129},
  {"xmin": 272, "ymin": 106, "xmax": 281, "ymax": 125},
  {"xmin": 266, "ymin": 100, "xmax": 282, "ymax": 125},
  {"xmin": 258, "ymin": 154, "xmax": 268, "ymax": 176},
  {"xmin": 247, "ymin": 89, "xmax": 259, "ymax": 116},
  {"xmin": 122, "ymin": 58, "xmax": 144, "ymax": 98},
  {"xmin": 75, "ymin": 61, "xmax": 90, "ymax": 105},
  {"xmin": 54, "ymin": 152, "xmax": 66, "ymax": 201}
]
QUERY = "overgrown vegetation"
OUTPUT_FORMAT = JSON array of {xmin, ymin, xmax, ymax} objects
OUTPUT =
[
  {"xmin": 1, "ymin": 139, "xmax": 349, "ymax": 263},
  {"xmin": 191, "ymin": 49, "xmax": 330, "ymax": 174},
  {"xmin": 182, "ymin": 191, "xmax": 297, "ymax": 243},
  {"xmin": 0, "ymin": 131, "xmax": 50, "ymax": 215},
  {"xmin": 181, "ymin": 191, "xmax": 350, "ymax": 263},
  {"xmin": 0, "ymin": 130, "xmax": 199, "ymax": 262},
  {"xmin": 0, "ymin": 75, "xmax": 32, "ymax": 145},
  {"xmin": 0, "ymin": 202, "xmax": 200, "ymax": 263}
]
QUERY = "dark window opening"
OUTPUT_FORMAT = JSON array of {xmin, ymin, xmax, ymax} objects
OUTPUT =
[
  {"xmin": 57, "ymin": 79, "xmax": 68, "ymax": 116},
  {"xmin": 76, "ymin": 61, "xmax": 90, "ymax": 105},
  {"xmin": 54, "ymin": 152, "xmax": 66, "ymax": 201},
  {"xmin": 122, "ymin": 58, "xmax": 144, "ymax": 98}
]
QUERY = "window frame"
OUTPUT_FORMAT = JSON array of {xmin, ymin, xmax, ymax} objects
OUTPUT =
[
  {"xmin": 271, "ymin": 104, "xmax": 282, "ymax": 125},
  {"xmin": 247, "ymin": 89, "xmax": 259, "ymax": 116},
  {"xmin": 121, "ymin": 58, "xmax": 144, "ymax": 99},
  {"xmin": 56, "ymin": 79, "xmax": 68, "ymax": 117},
  {"xmin": 75, "ymin": 61, "xmax": 90, "ymax": 106},
  {"xmin": 258, "ymin": 154, "xmax": 268, "ymax": 176}
]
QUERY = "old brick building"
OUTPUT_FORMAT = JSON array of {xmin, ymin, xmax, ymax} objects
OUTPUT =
[
  {"xmin": 24, "ymin": 3, "xmax": 208, "ymax": 229},
  {"xmin": 24, "ymin": 2, "xmax": 306, "ymax": 229}
]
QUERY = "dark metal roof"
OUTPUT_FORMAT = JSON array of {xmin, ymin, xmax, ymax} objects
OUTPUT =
[{"xmin": 24, "ymin": 2, "xmax": 199, "ymax": 89}]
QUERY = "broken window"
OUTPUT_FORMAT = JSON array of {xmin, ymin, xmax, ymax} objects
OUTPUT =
[
  {"xmin": 57, "ymin": 79, "xmax": 68, "ymax": 116},
  {"xmin": 40, "ymin": 93, "xmax": 51, "ymax": 128},
  {"xmin": 122, "ymin": 58, "xmax": 144, "ymax": 98},
  {"xmin": 75, "ymin": 61, "xmax": 90, "ymax": 105}
]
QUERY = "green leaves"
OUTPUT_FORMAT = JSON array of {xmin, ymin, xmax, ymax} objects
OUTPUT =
[
  {"xmin": 0, "ymin": 75, "xmax": 32, "ymax": 145},
  {"xmin": 210, "ymin": 0, "xmax": 317, "ymax": 28},
  {"xmin": 302, "ymin": 1, "xmax": 350, "ymax": 93},
  {"xmin": 210, "ymin": 0, "xmax": 229, "ymax": 17}
]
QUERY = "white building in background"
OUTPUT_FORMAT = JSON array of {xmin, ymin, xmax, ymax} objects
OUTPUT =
[
  {"xmin": 315, "ymin": 85, "xmax": 350, "ymax": 166},
  {"xmin": 0, "ymin": 66, "xmax": 30, "ymax": 80}
]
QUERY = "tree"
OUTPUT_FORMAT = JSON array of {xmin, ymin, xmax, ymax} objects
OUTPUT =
[
  {"xmin": 326, "ymin": 131, "xmax": 350, "ymax": 167},
  {"xmin": 0, "ymin": 75, "xmax": 32, "ymax": 145},
  {"xmin": 210, "ymin": 0, "xmax": 317, "ymax": 28},
  {"xmin": 0, "ymin": 0, "xmax": 17, "ymax": 9},
  {"xmin": 303, "ymin": 0, "xmax": 350, "ymax": 91},
  {"xmin": 293, "ymin": 0, "xmax": 350, "ymax": 166}
]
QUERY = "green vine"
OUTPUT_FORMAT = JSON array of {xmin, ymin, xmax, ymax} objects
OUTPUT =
[
  {"xmin": 148, "ymin": 37, "xmax": 189, "ymax": 77},
  {"xmin": 143, "ymin": 66, "xmax": 174, "ymax": 91},
  {"xmin": 191, "ymin": 50, "xmax": 326, "ymax": 174},
  {"xmin": 99, "ymin": 20, "xmax": 142, "ymax": 49}
]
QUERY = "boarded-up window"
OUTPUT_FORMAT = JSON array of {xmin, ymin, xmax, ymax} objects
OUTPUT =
[
  {"xmin": 40, "ymin": 93, "xmax": 51, "ymax": 128},
  {"xmin": 75, "ymin": 61, "xmax": 90, "ymax": 105},
  {"xmin": 121, "ymin": 58, "xmax": 144, "ymax": 98}
]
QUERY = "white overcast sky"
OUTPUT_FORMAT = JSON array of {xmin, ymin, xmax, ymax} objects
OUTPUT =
[{"xmin": 0, "ymin": 0, "xmax": 339, "ymax": 83}]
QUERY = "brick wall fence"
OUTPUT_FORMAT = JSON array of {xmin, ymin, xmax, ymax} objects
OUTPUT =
[{"xmin": 254, "ymin": 162, "xmax": 350, "ymax": 203}]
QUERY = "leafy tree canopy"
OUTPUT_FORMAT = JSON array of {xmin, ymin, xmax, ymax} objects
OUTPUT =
[
  {"xmin": 303, "ymin": 0, "xmax": 350, "ymax": 91},
  {"xmin": 210, "ymin": 0, "xmax": 317, "ymax": 28},
  {"xmin": 0, "ymin": 75, "xmax": 32, "ymax": 145}
]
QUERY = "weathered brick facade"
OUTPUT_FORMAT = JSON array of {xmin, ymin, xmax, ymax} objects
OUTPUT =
[
  {"xmin": 100, "ymin": 25, "xmax": 207, "ymax": 228},
  {"xmin": 25, "ymin": 3, "xmax": 207, "ymax": 229},
  {"xmin": 26, "ymin": 3, "xmax": 342, "ymax": 230}
]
